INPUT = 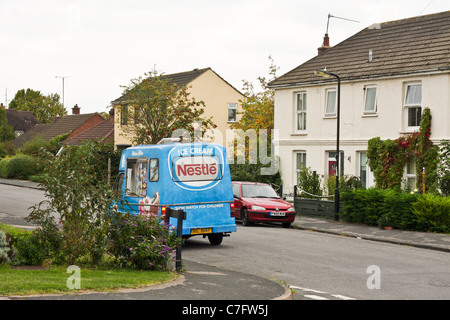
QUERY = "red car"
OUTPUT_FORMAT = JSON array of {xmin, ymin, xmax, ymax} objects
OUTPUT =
[{"xmin": 232, "ymin": 181, "xmax": 296, "ymax": 228}]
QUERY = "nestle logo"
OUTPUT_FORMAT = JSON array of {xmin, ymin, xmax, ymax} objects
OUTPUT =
[{"xmin": 177, "ymin": 163, "xmax": 217, "ymax": 177}]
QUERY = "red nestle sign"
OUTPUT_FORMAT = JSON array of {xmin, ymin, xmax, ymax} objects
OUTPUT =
[{"xmin": 177, "ymin": 163, "xmax": 218, "ymax": 177}]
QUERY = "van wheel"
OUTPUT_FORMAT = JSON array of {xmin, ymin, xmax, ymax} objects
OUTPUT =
[
  {"xmin": 241, "ymin": 208, "xmax": 251, "ymax": 226},
  {"xmin": 208, "ymin": 234, "xmax": 223, "ymax": 245}
]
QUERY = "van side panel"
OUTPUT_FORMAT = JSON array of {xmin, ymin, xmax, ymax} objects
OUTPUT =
[{"xmin": 118, "ymin": 143, "xmax": 236, "ymax": 237}]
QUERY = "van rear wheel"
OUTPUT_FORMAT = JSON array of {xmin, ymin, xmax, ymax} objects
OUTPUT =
[{"xmin": 207, "ymin": 233, "xmax": 223, "ymax": 245}]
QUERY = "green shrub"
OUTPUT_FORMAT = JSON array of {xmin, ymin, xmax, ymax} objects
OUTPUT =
[
  {"xmin": 341, "ymin": 188, "xmax": 385, "ymax": 225},
  {"xmin": 412, "ymin": 194, "xmax": 450, "ymax": 233},
  {"xmin": 0, "ymin": 230, "xmax": 13, "ymax": 264},
  {"xmin": 0, "ymin": 157, "xmax": 11, "ymax": 178},
  {"xmin": 6, "ymin": 155, "xmax": 39, "ymax": 179},
  {"xmin": 108, "ymin": 212, "xmax": 180, "ymax": 271},
  {"xmin": 297, "ymin": 166, "xmax": 322, "ymax": 198},
  {"xmin": 378, "ymin": 191, "xmax": 424, "ymax": 231}
]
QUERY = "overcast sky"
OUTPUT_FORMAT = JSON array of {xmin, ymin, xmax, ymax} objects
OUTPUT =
[{"xmin": 1, "ymin": 0, "xmax": 448, "ymax": 115}]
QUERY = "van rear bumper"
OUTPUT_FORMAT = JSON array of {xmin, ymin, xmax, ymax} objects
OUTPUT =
[{"xmin": 182, "ymin": 223, "xmax": 237, "ymax": 236}]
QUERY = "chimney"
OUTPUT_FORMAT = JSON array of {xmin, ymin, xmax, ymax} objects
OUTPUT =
[
  {"xmin": 318, "ymin": 33, "xmax": 331, "ymax": 55},
  {"xmin": 72, "ymin": 104, "xmax": 80, "ymax": 115}
]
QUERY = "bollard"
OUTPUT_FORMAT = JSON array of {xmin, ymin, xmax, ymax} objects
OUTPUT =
[{"xmin": 164, "ymin": 208, "xmax": 186, "ymax": 272}]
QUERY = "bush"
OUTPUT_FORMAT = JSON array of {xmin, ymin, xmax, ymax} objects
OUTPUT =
[
  {"xmin": 341, "ymin": 188, "xmax": 385, "ymax": 225},
  {"xmin": 297, "ymin": 166, "xmax": 322, "ymax": 198},
  {"xmin": 412, "ymin": 194, "xmax": 450, "ymax": 233},
  {"xmin": 0, "ymin": 230, "xmax": 14, "ymax": 264},
  {"xmin": 6, "ymin": 155, "xmax": 39, "ymax": 179},
  {"xmin": 377, "ymin": 191, "xmax": 423, "ymax": 231},
  {"xmin": 0, "ymin": 158, "xmax": 11, "ymax": 178},
  {"xmin": 108, "ymin": 212, "xmax": 180, "ymax": 271},
  {"xmin": 342, "ymin": 189, "xmax": 449, "ymax": 232}
]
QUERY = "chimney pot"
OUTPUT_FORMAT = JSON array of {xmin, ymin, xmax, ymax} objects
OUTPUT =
[
  {"xmin": 318, "ymin": 33, "xmax": 331, "ymax": 55},
  {"xmin": 72, "ymin": 104, "xmax": 80, "ymax": 115}
]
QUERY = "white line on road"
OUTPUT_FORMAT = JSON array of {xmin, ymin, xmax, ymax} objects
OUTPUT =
[
  {"xmin": 290, "ymin": 285, "xmax": 356, "ymax": 300},
  {"xmin": 304, "ymin": 294, "xmax": 329, "ymax": 300}
]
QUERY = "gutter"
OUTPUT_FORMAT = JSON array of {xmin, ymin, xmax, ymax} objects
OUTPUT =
[{"xmin": 268, "ymin": 68, "xmax": 450, "ymax": 89}]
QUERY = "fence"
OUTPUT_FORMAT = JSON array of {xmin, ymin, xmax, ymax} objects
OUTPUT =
[{"xmin": 293, "ymin": 186, "xmax": 342, "ymax": 219}]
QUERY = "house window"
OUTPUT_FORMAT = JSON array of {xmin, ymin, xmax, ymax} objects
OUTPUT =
[
  {"xmin": 405, "ymin": 159, "xmax": 417, "ymax": 191},
  {"xmin": 134, "ymin": 106, "xmax": 140, "ymax": 125},
  {"xmin": 295, "ymin": 151, "xmax": 307, "ymax": 183},
  {"xmin": 121, "ymin": 105, "xmax": 129, "ymax": 125},
  {"xmin": 296, "ymin": 92, "xmax": 307, "ymax": 131},
  {"xmin": 404, "ymin": 83, "xmax": 422, "ymax": 128},
  {"xmin": 228, "ymin": 103, "xmax": 237, "ymax": 122},
  {"xmin": 364, "ymin": 86, "xmax": 377, "ymax": 113},
  {"xmin": 325, "ymin": 89, "xmax": 337, "ymax": 116}
]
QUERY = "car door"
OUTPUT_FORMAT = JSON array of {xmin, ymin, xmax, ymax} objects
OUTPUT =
[{"xmin": 232, "ymin": 183, "xmax": 242, "ymax": 219}]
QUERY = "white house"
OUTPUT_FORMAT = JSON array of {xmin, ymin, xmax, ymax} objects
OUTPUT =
[{"xmin": 269, "ymin": 11, "xmax": 450, "ymax": 196}]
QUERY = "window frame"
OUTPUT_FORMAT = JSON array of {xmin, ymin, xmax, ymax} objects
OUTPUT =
[
  {"xmin": 325, "ymin": 88, "xmax": 337, "ymax": 117},
  {"xmin": 295, "ymin": 151, "xmax": 307, "ymax": 184},
  {"xmin": 404, "ymin": 83, "xmax": 422, "ymax": 129},
  {"xmin": 363, "ymin": 85, "xmax": 377, "ymax": 114},
  {"xmin": 227, "ymin": 103, "xmax": 238, "ymax": 123},
  {"xmin": 295, "ymin": 92, "xmax": 307, "ymax": 132}
]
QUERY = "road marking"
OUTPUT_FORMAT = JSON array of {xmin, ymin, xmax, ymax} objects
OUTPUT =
[
  {"xmin": 290, "ymin": 285, "xmax": 356, "ymax": 300},
  {"xmin": 331, "ymin": 294, "xmax": 356, "ymax": 300},
  {"xmin": 304, "ymin": 294, "xmax": 329, "ymax": 300},
  {"xmin": 290, "ymin": 286, "xmax": 326, "ymax": 294}
]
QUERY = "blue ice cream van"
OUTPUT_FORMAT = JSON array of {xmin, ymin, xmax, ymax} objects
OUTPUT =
[{"xmin": 115, "ymin": 140, "xmax": 237, "ymax": 245}]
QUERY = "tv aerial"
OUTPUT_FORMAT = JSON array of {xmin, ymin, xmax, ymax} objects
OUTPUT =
[{"xmin": 325, "ymin": 13, "xmax": 360, "ymax": 35}]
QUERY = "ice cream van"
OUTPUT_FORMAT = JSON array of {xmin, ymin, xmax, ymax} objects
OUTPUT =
[{"xmin": 114, "ymin": 140, "xmax": 236, "ymax": 245}]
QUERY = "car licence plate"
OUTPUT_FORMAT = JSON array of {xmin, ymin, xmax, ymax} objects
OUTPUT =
[
  {"xmin": 270, "ymin": 212, "xmax": 286, "ymax": 217},
  {"xmin": 190, "ymin": 228, "xmax": 212, "ymax": 235}
]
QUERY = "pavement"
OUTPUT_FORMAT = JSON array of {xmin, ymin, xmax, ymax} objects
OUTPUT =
[{"xmin": 1, "ymin": 177, "xmax": 449, "ymax": 301}]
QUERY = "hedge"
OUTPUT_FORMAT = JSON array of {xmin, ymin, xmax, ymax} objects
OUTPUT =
[
  {"xmin": 0, "ymin": 155, "xmax": 39, "ymax": 180},
  {"xmin": 341, "ymin": 189, "xmax": 449, "ymax": 233}
]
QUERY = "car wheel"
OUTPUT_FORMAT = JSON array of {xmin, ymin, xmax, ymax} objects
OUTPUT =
[
  {"xmin": 208, "ymin": 233, "xmax": 223, "ymax": 245},
  {"xmin": 282, "ymin": 222, "xmax": 291, "ymax": 228},
  {"xmin": 241, "ymin": 208, "xmax": 251, "ymax": 226}
]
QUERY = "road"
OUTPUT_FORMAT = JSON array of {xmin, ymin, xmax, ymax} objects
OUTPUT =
[{"xmin": 1, "ymin": 184, "xmax": 449, "ymax": 300}]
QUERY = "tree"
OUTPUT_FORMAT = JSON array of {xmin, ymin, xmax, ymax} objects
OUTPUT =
[
  {"xmin": 0, "ymin": 106, "xmax": 15, "ymax": 142},
  {"xmin": 27, "ymin": 140, "xmax": 120, "ymax": 265},
  {"xmin": 117, "ymin": 71, "xmax": 216, "ymax": 145},
  {"xmin": 9, "ymin": 89, "xmax": 67, "ymax": 123},
  {"xmin": 229, "ymin": 56, "xmax": 281, "ymax": 185},
  {"xmin": 232, "ymin": 55, "xmax": 278, "ymax": 134}
]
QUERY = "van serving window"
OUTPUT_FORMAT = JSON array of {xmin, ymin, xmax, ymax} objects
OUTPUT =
[{"xmin": 126, "ymin": 158, "xmax": 148, "ymax": 197}]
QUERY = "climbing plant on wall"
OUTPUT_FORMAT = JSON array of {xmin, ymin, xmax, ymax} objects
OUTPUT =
[{"xmin": 367, "ymin": 108, "xmax": 439, "ymax": 192}]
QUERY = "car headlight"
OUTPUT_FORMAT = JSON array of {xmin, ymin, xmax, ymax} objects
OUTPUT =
[
  {"xmin": 287, "ymin": 207, "xmax": 296, "ymax": 212},
  {"xmin": 251, "ymin": 205, "xmax": 266, "ymax": 211}
]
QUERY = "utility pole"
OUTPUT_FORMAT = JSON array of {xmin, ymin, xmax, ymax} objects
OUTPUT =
[{"xmin": 55, "ymin": 75, "xmax": 70, "ymax": 110}]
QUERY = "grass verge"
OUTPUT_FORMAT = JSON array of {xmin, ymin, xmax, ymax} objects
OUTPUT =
[{"xmin": 0, "ymin": 264, "xmax": 177, "ymax": 297}]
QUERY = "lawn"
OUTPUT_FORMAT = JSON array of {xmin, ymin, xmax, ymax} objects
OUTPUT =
[
  {"xmin": 0, "ymin": 223, "xmax": 178, "ymax": 297},
  {"xmin": 0, "ymin": 264, "xmax": 177, "ymax": 297}
]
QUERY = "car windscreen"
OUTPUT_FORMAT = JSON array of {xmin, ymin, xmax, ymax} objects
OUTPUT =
[{"xmin": 241, "ymin": 184, "xmax": 279, "ymax": 198}]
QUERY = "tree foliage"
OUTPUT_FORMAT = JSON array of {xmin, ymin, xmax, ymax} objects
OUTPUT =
[
  {"xmin": 9, "ymin": 89, "xmax": 67, "ymax": 124},
  {"xmin": 118, "ymin": 71, "xmax": 216, "ymax": 145},
  {"xmin": 27, "ymin": 141, "xmax": 120, "ymax": 265},
  {"xmin": 0, "ymin": 106, "xmax": 15, "ymax": 142},
  {"xmin": 367, "ymin": 108, "xmax": 439, "ymax": 192},
  {"xmin": 231, "ymin": 55, "xmax": 278, "ymax": 134}
]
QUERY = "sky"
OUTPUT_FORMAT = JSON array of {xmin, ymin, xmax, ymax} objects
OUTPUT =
[{"xmin": 1, "ymin": 0, "xmax": 448, "ymax": 115}]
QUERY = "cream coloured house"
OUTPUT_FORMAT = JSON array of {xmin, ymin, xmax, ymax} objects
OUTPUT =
[
  {"xmin": 112, "ymin": 68, "xmax": 243, "ymax": 148},
  {"xmin": 269, "ymin": 11, "xmax": 450, "ymax": 196}
]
